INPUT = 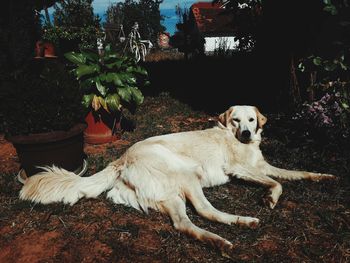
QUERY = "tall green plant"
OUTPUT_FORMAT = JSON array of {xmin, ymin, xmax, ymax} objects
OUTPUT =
[{"xmin": 64, "ymin": 46, "xmax": 149, "ymax": 113}]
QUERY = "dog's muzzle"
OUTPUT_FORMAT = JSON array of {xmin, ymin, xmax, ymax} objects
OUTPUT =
[{"xmin": 238, "ymin": 130, "xmax": 252, "ymax": 143}]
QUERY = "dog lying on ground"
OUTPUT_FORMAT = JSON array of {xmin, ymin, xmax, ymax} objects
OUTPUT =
[{"xmin": 19, "ymin": 105, "xmax": 335, "ymax": 253}]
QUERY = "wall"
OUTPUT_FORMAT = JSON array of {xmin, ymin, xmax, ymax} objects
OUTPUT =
[{"xmin": 204, "ymin": 36, "xmax": 239, "ymax": 53}]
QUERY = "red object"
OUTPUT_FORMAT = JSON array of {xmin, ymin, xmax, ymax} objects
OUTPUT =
[
  {"xmin": 44, "ymin": 42, "xmax": 57, "ymax": 58},
  {"xmin": 34, "ymin": 40, "xmax": 45, "ymax": 58},
  {"xmin": 158, "ymin": 32, "xmax": 170, "ymax": 48},
  {"xmin": 191, "ymin": 2, "xmax": 221, "ymax": 9},
  {"xmin": 190, "ymin": 2, "xmax": 235, "ymax": 35},
  {"xmin": 84, "ymin": 110, "xmax": 121, "ymax": 144}
]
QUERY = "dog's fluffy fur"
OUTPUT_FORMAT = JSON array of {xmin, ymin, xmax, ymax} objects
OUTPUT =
[{"xmin": 19, "ymin": 106, "xmax": 335, "ymax": 252}]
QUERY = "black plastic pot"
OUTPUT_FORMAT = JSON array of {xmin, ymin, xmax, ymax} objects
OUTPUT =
[{"xmin": 6, "ymin": 123, "xmax": 87, "ymax": 176}]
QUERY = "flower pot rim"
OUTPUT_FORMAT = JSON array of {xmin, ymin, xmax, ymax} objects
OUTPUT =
[{"xmin": 6, "ymin": 123, "xmax": 87, "ymax": 145}]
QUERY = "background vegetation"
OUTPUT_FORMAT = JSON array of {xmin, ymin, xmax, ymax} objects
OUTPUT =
[{"xmin": 106, "ymin": 0, "xmax": 165, "ymax": 45}]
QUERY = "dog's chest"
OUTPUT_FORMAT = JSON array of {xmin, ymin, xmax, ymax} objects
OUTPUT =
[
  {"xmin": 235, "ymin": 143, "xmax": 263, "ymax": 167},
  {"xmin": 247, "ymin": 147, "xmax": 263, "ymax": 166}
]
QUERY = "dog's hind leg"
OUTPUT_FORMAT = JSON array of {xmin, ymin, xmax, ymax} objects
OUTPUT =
[
  {"xmin": 261, "ymin": 162, "xmax": 335, "ymax": 182},
  {"xmin": 184, "ymin": 182, "xmax": 259, "ymax": 228},
  {"xmin": 160, "ymin": 196, "xmax": 233, "ymax": 252}
]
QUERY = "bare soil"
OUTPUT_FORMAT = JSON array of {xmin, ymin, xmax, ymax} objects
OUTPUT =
[{"xmin": 0, "ymin": 93, "xmax": 349, "ymax": 262}]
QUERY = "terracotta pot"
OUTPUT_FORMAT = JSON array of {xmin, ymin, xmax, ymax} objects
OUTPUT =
[
  {"xmin": 6, "ymin": 123, "xmax": 87, "ymax": 176},
  {"xmin": 84, "ymin": 110, "xmax": 121, "ymax": 144},
  {"xmin": 34, "ymin": 40, "xmax": 45, "ymax": 58},
  {"xmin": 44, "ymin": 42, "xmax": 57, "ymax": 58}
]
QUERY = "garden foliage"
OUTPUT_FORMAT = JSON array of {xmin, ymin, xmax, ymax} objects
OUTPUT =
[
  {"xmin": 42, "ymin": 0, "xmax": 101, "ymax": 53},
  {"xmin": 1, "ymin": 60, "xmax": 84, "ymax": 136},
  {"xmin": 65, "ymin": 45, "xmax": 149, "ymax": 113},
  {"xmin": 106, "ymin": 0, "xmax": 165, "ymax": 45}
]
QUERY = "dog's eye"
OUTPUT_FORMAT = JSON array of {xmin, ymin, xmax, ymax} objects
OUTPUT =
[
  {"xmin": 249, "ymin": 118, "xmax": 254, "ymax": 122},
  {"xmin": 233, "ymin": 118, "xmax": 240, "ymax": 123}
]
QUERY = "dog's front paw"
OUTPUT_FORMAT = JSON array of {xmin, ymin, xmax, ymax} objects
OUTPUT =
[
  {"xmin": 235, "ymin": 216, "xmax": 260, "ymax": 228},
  {"xmin": 263, "ymin": 185, "xmax": 282, "ymax": 209}
]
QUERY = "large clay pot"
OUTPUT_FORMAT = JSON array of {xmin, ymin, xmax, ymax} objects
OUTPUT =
[
  {"xmin": 43, "ymin": 42, "xmax": 57, "ymax": 58},
  {"xmin": 34, "ymin": 40, "xmax": 45, "ymax": 58},
  {"xmin": 84, "ymin": 110, "xmax": 121, "ymax": 144},
  {"xmin": 6, "ymin": 123, "xmax": 87, "ymax": 176}
]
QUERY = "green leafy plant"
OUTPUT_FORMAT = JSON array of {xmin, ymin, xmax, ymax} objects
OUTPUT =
[
  {"xmin": 64, "ymin": 45, "xmax": 149, "ymax": 113},
  {"xmin": 0, "ymin": 60, "xmax": 85, "ymax": 136}
]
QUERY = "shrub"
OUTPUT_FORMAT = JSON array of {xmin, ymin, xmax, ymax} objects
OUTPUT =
[
  {"xmin": 295, "ymin": 80, "xmax": 350, "ymax": 141},
  {"xmin": 0, "ymin": 60, "xmax": 85, "ymax": 136},
  {"xmin": 42, "ymin": 25, "xmax": 102, "ymax": 53}
]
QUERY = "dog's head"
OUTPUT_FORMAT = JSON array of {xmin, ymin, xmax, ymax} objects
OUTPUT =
[{"xmin": 218, "ymin": 105, "xmax": 267, "ymax": 144}]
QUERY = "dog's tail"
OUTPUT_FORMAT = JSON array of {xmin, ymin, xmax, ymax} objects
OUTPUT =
[{"xmin": 19, "ymin": 159, "xmax": 125, "ymax": 205}]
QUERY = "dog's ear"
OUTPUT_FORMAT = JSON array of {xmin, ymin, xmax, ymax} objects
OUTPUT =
[
  {"xmin": 218, "ymin": 106, "xmax": 234, "ymax": 128},
  {"xmin": 254, "ymin": 107, "xmax": 267, "ymax": 129}
]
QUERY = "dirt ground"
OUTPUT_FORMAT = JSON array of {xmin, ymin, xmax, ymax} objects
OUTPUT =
[{"xmin": 0, "ymin": 93, "xmax": 349, "ymax": 262}]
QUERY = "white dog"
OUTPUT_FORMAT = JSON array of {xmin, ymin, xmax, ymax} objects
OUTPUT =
[{"xmin": 19, "ymin": 106, "xmax": 335, "ymax": 253}]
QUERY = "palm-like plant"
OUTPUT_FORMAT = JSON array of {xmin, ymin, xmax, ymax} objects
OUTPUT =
[{"xmin": 64, "ymin": 45, "xmax": 149, "ymax": 114}]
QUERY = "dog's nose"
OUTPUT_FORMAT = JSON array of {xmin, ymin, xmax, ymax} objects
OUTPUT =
[{"xmin": 241, "ymin": 130, "xmax": 251, "ymax": 139}]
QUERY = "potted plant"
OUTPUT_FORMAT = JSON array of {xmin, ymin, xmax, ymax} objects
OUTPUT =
[
  {"xmin": 64, "ymin": 45, "xmax": 149, "ymax": 144},
  {"xmin": 1, "ymin": 59, "xmax": 87, "ymax": 177}
]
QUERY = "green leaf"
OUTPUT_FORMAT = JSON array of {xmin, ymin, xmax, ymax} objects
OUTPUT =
[
  {"xmin": 98, "ymin": 97, "xmax": 109, "ymax": 112},
  {"xmin": 312, "ymin": 57, "xmax": 322, "ymax": 66},
  {"xmin": 323, "ymin": 62, "xmax": 337, "ymax": 71},
  {"xmin": 127, "ymin": 76, "xmax": 136, "ymax": 85},
  {"xmin": 105, "ymin": 44, "xmax": 111, "ymax": 53},
  {"xmin": 81, "ymin": 51, "xmax": 99, "ymax": 62},
  {"xmin": 98, "ymin": 73, "xmax": 107, "ymax": 82},
  {"xmin": 76, "ymin": 64, "xmax": 100, "ymax": 79},
  {"xmin": 323, "ymin": 5, "xmax": 338, "ymax": 15},
  {"xmin": 119, "ymin": 73, "xmax": 136, "ymax": 85},
  {"xmin": 117, "ymin": 87, "xmax": 132, "ymax": 102},
  {"xmin": 130, "ymin": 88, "xmax": 144, "ymax": 105},
  {"xmin": 96, "ymin": 80, "xmax": 107, "ymax": 96},
  {"xmin": 341, "ymin": 102, "xmax": 349, "ymax": 109},
  {"xmin": 297, "ymin": 62, "xmax": 305, "ymax": 72},
  {"xmin": 135, "ymin": 66, "xmax": 148, "ymax": 75},
  {"xmin": 105, "ymin": 73, "xmax": 123, "ymax": 86},
  {"xmin": 80, "ymin": 79, "xmax": 93, "ymax": 91},
  {"xmin": 82, "ymin": 94, "xmax": 94, "ymax": 109},
  {"xmin": 64, "ymin": 52, "xmax": 86, "ymax": 64},
  {"xmin": 339, "ymin": 62, "xmax": 348, "ymax": 70},
  {"xmin": 105, "ymin": 94, "xmax": 121, "ymax": 112},
  {"xmin": 126, "ymin": 66, "xmax": 134, "ymax": 73},
  {"xmin": 105, "ymin": 60, "xmax": 123, "ymax": 69}
]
